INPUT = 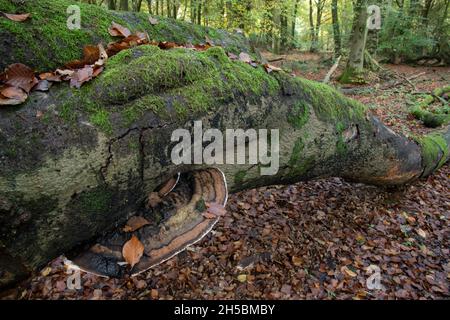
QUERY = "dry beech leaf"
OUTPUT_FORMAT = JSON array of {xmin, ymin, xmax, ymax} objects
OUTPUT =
[
  {"xmin": 123, "ymin": 216, "xmax": 150, "ymax": 232},
  {"xmin": 108, "ymin": 21, "xmax": 131, "ymax": 38},
  {"xmin": 122, "ymin": 235, "xmax": 144, "ymax": 268},
  {"xmin": 227, "ymin": 52, "xmax": 238, "ymax": 60},
  {"xmin": 342, "ymin": 266, "xmax": 357, "ymax": 277},
  {"xmin": 0, "ymin": 85, "xmax": 27, "ymax": 105},
  {"xmin": 416, "ymin": 228, "xmax": 427, "ymax": 238},
  {"xmin": 202, "ymin": 212, "xmax": 217, "ymax": 219},
  {"xmin": 148, "ymin": 16, "xmax": 159, "ymax": 25},
  {"xmin": 158, "ymin": 41, "xmax": 179, "ymax": 50},
  {"xmin": 239, "ymin": 52, "xmax": 252, "ymax": 64},
  {"xmin": 65, "ymin": 45, "xmax": 100, "ymax": 69},
  {"xmin": 56, "ymin": 69, "xmax": 74, "ymax": 77},
  {"xmin": 69, "ymin": 66, "xmax": 94, "ymax": 89},
  {"xmin": 292, "ymin": 256, "xmax": 302, "ymax": 266},
  {"xmin": 1, "ymin": 12, "xmax": 30, "ymax": 22},
  {"xmin": 4, "ymin": 63, "xmax": 38, "ymax": 93}
]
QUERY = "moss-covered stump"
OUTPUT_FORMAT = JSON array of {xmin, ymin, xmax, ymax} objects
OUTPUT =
[
  {"xmin": 0, "ymin": 0, "xmax": 250, "ymax": 72},
  {"xmin": 1, "ymin": 5, "xmax": 450, "ymax": 289}
]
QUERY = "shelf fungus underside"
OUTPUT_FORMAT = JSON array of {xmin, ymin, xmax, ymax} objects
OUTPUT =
[{"xmin": 69, "ymin": 168, "xmax": 228, "ymax": 278}]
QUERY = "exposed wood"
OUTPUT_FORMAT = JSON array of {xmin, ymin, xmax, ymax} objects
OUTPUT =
[{"xmin": 323, "ymin": 55, "xmax": 341, "ymax": 84}]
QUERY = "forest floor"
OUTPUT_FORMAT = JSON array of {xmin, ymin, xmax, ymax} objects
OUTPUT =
[{"xmin": 1, "ymin": 51, "xmax": 449, "ymax": 300}]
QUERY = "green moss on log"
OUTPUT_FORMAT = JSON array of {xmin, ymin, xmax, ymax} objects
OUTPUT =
[
  {"xmin": 415, "ymin": 133, "xmax": 450, "ymax": 176},
  {"xmin": 58, "ymin": 45, "xmax": 279, "ymax": 133},
  {"xmin": 0, "ymin": 0, "xmax": 249, "ymax": 72}
]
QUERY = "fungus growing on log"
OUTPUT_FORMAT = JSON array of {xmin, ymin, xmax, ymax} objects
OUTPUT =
[{"xmin": 68, "ymin": 168, "xmax": 228, "ymax": 277}]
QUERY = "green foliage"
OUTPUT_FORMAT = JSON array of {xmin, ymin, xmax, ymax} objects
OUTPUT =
[{"xmin": 377, "ymin": 6, "xmax": 436, "ymax": 62}]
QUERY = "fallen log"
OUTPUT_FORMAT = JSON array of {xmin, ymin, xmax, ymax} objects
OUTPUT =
[{"xmin": 0, "ymin": 0, "xmax": 449, "ymax": 288}]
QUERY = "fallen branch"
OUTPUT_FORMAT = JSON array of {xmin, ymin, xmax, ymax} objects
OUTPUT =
[
  {"xmin": 382, "ymin": 72, "xmax": 426, "ymax": 90},
  {"xmin": 268, "ymin": 57, "xmax": 284, "ymax": 63},
  {"xmin": 410, "ymin": 85, "xmax": 450, "ymax": 127}
]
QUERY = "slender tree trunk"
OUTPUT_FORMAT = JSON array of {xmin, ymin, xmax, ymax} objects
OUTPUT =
[
  {"xmin": 339, "ymin": 0, "xmax": 369, "ymax": 83},
  {"xmin": 107, "ymin": 0, "xmax": 116, "ymax": 10},
  {"xmin": 119, "ymin": 0, "xmax": 129, "ymax": 10},
  {"xmin": 191, "ymin": 0, "xmax": 196, "ymax": 23},
  {"xmin": 197, "ymin": 0, "xmax": 202, "ymax": 25},
  {"xmin": 331, "ymin": 0, "xmax": 341, "ymax": 56}
]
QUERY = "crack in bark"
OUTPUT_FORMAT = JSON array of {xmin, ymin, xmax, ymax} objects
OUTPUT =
[{"xmin": 98, "ymin": 122, "xmax": 175, "ymax": 183}]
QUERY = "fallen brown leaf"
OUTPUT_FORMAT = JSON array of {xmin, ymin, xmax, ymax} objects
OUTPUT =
[
  {"xmin": 65, "ymin": 45, "xmax": 100, "ymax": 69},
  {"xmin": 148, "ymin": 16, "xmax": 159, "ymax": 25},
  {"xmin": 69, "ymin": 66, "xmax": 94, "ymax": 89},
  {"xmin": 123, "ymin": 216, "xmax": 150, "ymax": 232},
  {"xmin": 239, "ymin": 52, "xmax": 252, "ymax": 64},
  {"xmin": 122, "ymin": 235, "xmax": 144, "ymax": 268},
  {"xmin": 206, "ymin": 202, "xmax": 227, "ymax": 217},
  {"xmin": 108, "ymin": 21, "xmax": 131, "ymax": 38},
  {"xmin": 1, "ymin": 12, "xmax": 30, "ymax": 22},
  {"xmin": 0, "ymin": 85, "xmax": 27, "ymax": 105},
  {"xmin": 4, "ymin": 63, "xmax": 38, "ymax": 93}
]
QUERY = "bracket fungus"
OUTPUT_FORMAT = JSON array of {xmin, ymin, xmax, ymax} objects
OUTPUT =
[{"xmin": 68, "ymin": 168, "xmax": 228, "ymax": 278}]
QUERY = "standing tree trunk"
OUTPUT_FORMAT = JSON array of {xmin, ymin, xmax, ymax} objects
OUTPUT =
[
  {"xmin": 197, "ymin": 0, "xmax": 202, "ymax": 25},
  {"xmin": 291, "ymin": 0, "xmax": 300, "ymax": 39},
  {"xmin": 272, "ymin": 5, "xmax": 281, "ymax": 54},
  {"xmin": 331, "ymin": 0, "xmax": 341, "ymax": 56},
  {"xmin": 338, "ymin": 0, "xmax": 369, "ymax": 83},
  {"xmin": 309, "ymin": 0, "xmax": 315, "ymax": 52},
  {"xmin": 108, "ymin": 0, "xmax": 117, "ymax": 10}
]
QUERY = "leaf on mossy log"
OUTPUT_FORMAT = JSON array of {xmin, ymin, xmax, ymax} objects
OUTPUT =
[
  {"xmin": 3, "ymin": 63, "xmax": 38, "ymax": 93},
  {"xmin": 148, "ymin": 16, "xmax": 159, "ymax": 25},
  {"xmin": 122, "ymin": 235, "xmax": 144, "ymax": 268},
  {"xmin": 69, "ymin": 66, "xmax": 94, "ymax": 89},
  {"xmin": 123, "ymin": 216, "xmax": 150, "ymax": 232},
  {"xmin": 108, "ymin": 21, "xmax": 131, "ymax": 38},
  {"xmin": 1, "ymin": 12, "xmax": 30, "ymax": 22},
  {"xmin": 39, "ymin": 72, "xmax": 62, "ymax": 82},
  {"xmin": 263, "ymin": 63, "xmax": 282, "ymax": 73},
  {"xmin": 205, "ymin": 202, "xmax": 227, "ymax": 218},
  {"xmin": 239, "ymin": 52, "xmax": 252, "ymax": 63},
  {"xmin": 65, "ymin": 45, "xmax": 100, "ymax": 69},
  {"xmin": 158, "ymin": 41, "xmax": 181, "ymax": 50}
]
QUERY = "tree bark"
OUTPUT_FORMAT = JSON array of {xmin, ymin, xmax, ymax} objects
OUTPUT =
[
  {"xmin": 339, "ymin": 0, "xmax": 369, "ymax": 83},
  {"xmin": 331, "ymin": 0, "xmax": 341, "ymax": 56},
  {"xmin": 107, "ymin": 0, "xmax": 117, "ymax": 10},
  {"xmin": 119, "ymin": 0, "xmax": 129, "ymax": 11},
  {"xmin": 1, "ymin": 0, "xmax": 449, "ymax": 288}
]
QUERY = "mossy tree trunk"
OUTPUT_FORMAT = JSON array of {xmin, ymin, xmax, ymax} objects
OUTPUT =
[
  {"xmin": 339, "ymin": 0, "xmax": 369, "ymax": 84},
  {"xmin": 1, "ymin": 0, "xmax": 449, "ymax": 289}
]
